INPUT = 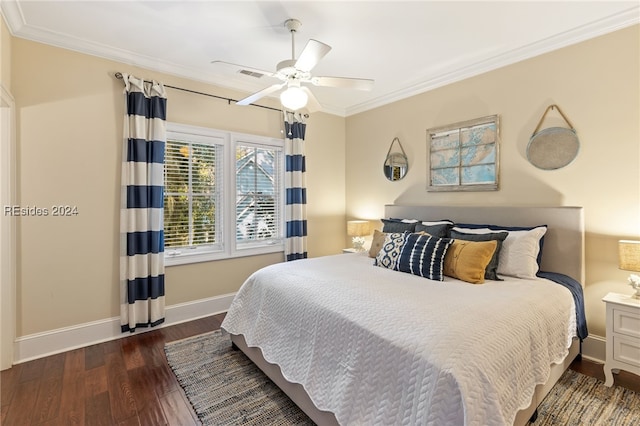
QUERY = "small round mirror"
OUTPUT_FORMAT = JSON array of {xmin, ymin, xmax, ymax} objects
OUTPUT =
[{"xmin": 384, "ymin": 152, "xmax": 408, "ymax": 181}]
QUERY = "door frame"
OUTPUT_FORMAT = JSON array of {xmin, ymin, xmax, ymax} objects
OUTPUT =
[{"xmin": 1, "ymin": 83, "xmax": 16, "ymax": 370}]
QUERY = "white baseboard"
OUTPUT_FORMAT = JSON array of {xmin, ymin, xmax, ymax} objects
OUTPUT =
[
  {"xmin": 13, "ymin": 293, "xmax": 235, "ymax": 364},
  {"xmin": 581, "ymin": 334, "xmax": 606, "ymax": 364}
]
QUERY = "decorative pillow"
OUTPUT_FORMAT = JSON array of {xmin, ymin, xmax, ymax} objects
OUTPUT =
[
  {"xmin": 381, "ymin": 218, "xmax": 417, "ymax": 233},
  {"xmin": 449, "ymin": 230, "xmax": 508, "ymax": 280},
  {"xmin": 451, "ymin": 226, "xmax": 547, "ymax": 279},
  {"xmin": 374, "ymin": 232, "xmax": 407, "ymax": 269},
  {"xmin": 415, "ymin": 220, "xmax": 453, "ymax": 238},
  {"xmin": 395, "ymin": 233, "xmax": 453, "ymax": 281},
  {"xmin": 369, "ymin": 229, "xmax": 387, "ymax": 258},
  {"xmin": 443, "ymin": 239, "xmax": 498, "ymax": 284},
  {"xmin": 452, "ymin": 223, "xmax": 547, "ymax": 266}
]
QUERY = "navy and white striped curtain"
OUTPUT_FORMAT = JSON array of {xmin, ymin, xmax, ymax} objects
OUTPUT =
[
  {"xmin": 120, "ymin": 73, "xmax": 167, "ymax": 332},
  {"xmin": 284, "ymin": 113, "xmax": 307, "ymax": 261}
]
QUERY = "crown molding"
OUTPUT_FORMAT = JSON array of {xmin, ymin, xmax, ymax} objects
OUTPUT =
[
  {"xmin": 0, "ymin": 0, "xmax": 24, "ymax": 34},
  {"xmin": 2, "ymin": 2, "xmax": 638, "ymax": 118}
]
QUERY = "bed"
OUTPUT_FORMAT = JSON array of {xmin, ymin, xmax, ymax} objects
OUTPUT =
[{"xmin": 221, "ymin": 205, "xmax": 586, "ymax": 426}]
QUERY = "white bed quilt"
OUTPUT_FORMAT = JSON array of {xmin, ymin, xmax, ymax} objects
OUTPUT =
[{"xmin": 221, "ymin": 253, "xmax": 577, "ymax": 426}]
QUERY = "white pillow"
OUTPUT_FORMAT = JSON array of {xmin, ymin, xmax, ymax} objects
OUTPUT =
[{"xmin": 451, "ymin": 226, "xmax": 547, "ymax": 278}]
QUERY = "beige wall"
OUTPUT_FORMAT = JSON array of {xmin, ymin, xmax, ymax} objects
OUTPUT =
[
  {"xmin": 0, "ymin": 17, "xmax": 10, "ymax": 86},
  {"xmin": 346, "ymin": 25, "xmax": 640, "ymax": 338},
  {"xmin": 11, "ymin": 37, "xmax": 346, "ymax": 336}
]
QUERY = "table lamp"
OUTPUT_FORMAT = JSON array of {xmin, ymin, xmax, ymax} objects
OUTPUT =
[
  {"xmin": 347, "ymin": 220, "xmax": 370, "ymax": 251},
  {"xmin": 619, "ymin": 240, "xmax": 640, "ymax": 299}
]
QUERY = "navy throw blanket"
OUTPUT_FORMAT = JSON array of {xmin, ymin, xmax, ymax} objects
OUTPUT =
[{"xmin": 537, "ymin": 271, "xmax": 588, "ymax": 341}]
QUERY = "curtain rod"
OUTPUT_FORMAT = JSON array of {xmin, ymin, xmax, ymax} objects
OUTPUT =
[{"xmin": 114, "ymin": 71, "xmax": 291, "ymax": 114}]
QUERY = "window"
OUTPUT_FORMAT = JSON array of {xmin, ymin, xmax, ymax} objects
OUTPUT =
[
  {"xmin": 235, "ymin": 142, "xmax": 282, "ymax": 247},
  {"xmin": 164, "ymin": 123, "xmax": 284, "ymax": 265},
  {"xmin": 164, "ymin": 132, "xmax": 223, "ymax": 255}
]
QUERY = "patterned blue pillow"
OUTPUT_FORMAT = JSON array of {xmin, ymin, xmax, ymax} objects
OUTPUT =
[
  {"xmin": 374, "ymin": 232, "xmax": 407, "ymax": 270},
  {"xmin": 396, "ymin": 233, "xmax": 454, "ymax": 281}
]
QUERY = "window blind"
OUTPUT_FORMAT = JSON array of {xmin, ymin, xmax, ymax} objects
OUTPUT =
[
  {"xmin": 236, "ymin": 144, "xmax": 282, "ymax": 245},
  {"xmin": 164, "ymin": 139, "xmax": 221, "ymax": 250}
]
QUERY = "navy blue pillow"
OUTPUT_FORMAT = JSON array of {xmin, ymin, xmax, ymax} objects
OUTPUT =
[
  {"xmin": 381, "ymin": 218, "xmax": 417, "ymax": 233},
  {"xmin": 414, "ymin": 222, "xmax": 453, "ymax": 238},
  {"xmin": 449, "ymin": 230, "xmax": 508, "ymax": 280},
  {"xmin": 396, "ymin": 233, "xmax": 453, "ymax": 281}
]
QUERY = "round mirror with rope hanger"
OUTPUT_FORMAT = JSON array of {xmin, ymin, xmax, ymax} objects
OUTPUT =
[
  {"xmin": 527, "ymin": 104, "xmax": 580, "ymax": 170},
  {"xmin": 384, "ymin": 137, "xmax": 408, "ymax": 181}
]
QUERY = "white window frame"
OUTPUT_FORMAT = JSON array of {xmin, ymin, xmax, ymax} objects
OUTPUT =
[
  {"xmin": 164, "ymin": 122, "xmax": 285, "ymax": 266},
  {"xmin": 233, "ymin": 135, "xmax": 285, "ymax": 252}
]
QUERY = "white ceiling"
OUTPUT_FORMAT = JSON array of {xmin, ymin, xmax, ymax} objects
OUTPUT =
[{"xmin": 2, "ymin": 1, "xmax": 639, "ymax": 116}]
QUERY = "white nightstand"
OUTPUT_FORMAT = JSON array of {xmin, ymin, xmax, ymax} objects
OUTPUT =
[
  {"xmin": 602, "ymin": 292, "xmax": 640, "ymax": 387},
  {"xmin": 342, "ymin": 248, "xmax": 358, "ymax": 254}
]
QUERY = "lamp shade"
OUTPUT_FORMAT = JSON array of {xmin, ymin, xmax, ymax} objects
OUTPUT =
[
  {"xmin": 619, "ymin": 240, "xmax": 640, "ymax": 271},
  {"xmin": 280, "ymin": 85, "xmax": 308, "ymax": 110},
  {"xmin": 347, "ymin": 220, "xmax": 369, "ymax": 237}
]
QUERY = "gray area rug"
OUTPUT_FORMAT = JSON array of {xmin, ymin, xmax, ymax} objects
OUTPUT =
[
  {"xmin": 165, "ymin": 330, "xmax": 313, "ymax": 425},
  {"xmin": 165, "ymin": 330, "xmax": 639, "ymax": 425},
  {"xmin": 536, "ymin": 368, "xmax": 639, "ymax": 425}
]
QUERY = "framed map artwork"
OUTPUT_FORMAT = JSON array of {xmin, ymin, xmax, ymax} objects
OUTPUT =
[{"xmin": 427, "ymin": 115, "xmax": 499, "ymax": 192}]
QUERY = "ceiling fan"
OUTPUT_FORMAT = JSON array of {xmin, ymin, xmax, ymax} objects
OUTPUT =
[{"xmin": 213, "ymin": 19, "xmax": 374, "ymax": 112}]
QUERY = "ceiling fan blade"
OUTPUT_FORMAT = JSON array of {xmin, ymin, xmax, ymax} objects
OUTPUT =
[
  {"xmin": 211, "ymin": 60, "xmax": 276, "ymax": 78},
  {"xmin": 236, "ymin": 83, "xmax": 286, "ymax": 106},
  {"xmin": 300, "ymin": 87, "xmax": 322, "ymax": 113},
  {"xmin": 295, "ymin": 39, "xmax": 331, "ymax": 72},
  {"xmin": 311, "ymin": 76, "xmax": 374, "ymax": 91}
]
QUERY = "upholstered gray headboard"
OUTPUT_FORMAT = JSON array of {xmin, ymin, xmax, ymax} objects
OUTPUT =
[{"xmin": 384, "ymin": 205, "xmax": 585, "ymax": 284}]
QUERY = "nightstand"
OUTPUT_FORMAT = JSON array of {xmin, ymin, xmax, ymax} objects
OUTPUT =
[
  {"xmin": 602, "ymin": 292, "xmax": 640, "ymax": 387},
  {"xmin": 342, "ymin": 248, "xmax": 358, "ymax": 254}
]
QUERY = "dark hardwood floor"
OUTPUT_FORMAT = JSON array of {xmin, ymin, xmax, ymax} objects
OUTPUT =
[
  {"xmin": 1, "ymin": 313, "xmax": 225, "ymax": 426},
  {"xmin": 1, "ymin": 313, "xmax": 638, "ymax": 425},
  {"xmin": 569, "ymin": 353, "xmax": 640, "ymax": 393}
]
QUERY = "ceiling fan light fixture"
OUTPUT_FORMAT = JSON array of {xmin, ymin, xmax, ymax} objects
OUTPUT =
[
  {"xmin": 232, "ymin": 18, "xmax": 372, "ymax": 110},
  {"xmin": 280, "ymin": 84, "xmax": 308, "ymax": 110}
]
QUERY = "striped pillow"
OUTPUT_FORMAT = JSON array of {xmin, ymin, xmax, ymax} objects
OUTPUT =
[{"xmin": 396, "ymin": 233, "xmax": 453, "ymax": 281}]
